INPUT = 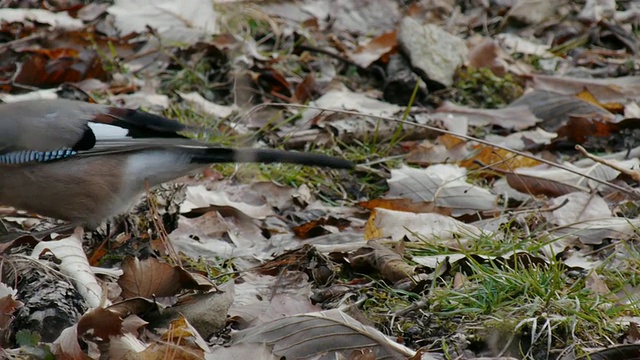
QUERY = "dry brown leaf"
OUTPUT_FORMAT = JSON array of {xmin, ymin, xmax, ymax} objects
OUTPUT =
[
  {"xmin": 545, "ymin": 192, "xmax": 611, "ymax": 226},
  {"xmin": 350, "ymin": 241, "xmax": 416, "ymax": 283},
  {"xmin": 530, "ymin": 74, "xmax": 640, "ymax": 103},
  {"xmin": 0, "ymin": 8, "xmax": 83, "ymax": 29},
  {"xmin": 365, "ymin": 208, "xmax": 490, "ymax": 247},
  {"xmin": 509, "ymin": 90, "xmax": 613, "ymax": 131},
  {"xmin": 466, "ymin": 37, "xmax": 509, "ymax": 76},
  {"xmin": 149, "ymin": 291, "xmax": 232, "ymax": 338},
  {"xmin": 292, "ymin": 216, "xmax": 350, "ymax": 239},
  {"xmin": 52, "ymin": 325, "xmax": 90, "ymax": 360},
  {"xmin": 78, "ymin": 307, "xmax": 124, "ymax": 340},
  {"xmin": 118, "ymin": 257, "xmax": 212, "ymax": 299},
  {"xmin": 350, "ymin": 30, "xmax": 398, "ymax": 68},
  {"xmin": 460, "ymin": 145, "xmax": 541, "ymax": 171},
  {"xmin": 118, "ymin": 257, "xmax": 183, "ymax": 299},
  {"xmin": 585, "ymin": 271, "xmax": 611, "ymax": 297},
  {"xmin": 107, "ymin": 0, "xmax": 217, "ymax": 44},
  {"xmin": 551, "ymin": 217, "xmax": 640, "ymax": 245},
  {"xmin": 387, "ymin": 165, "xmax": 498, "ymax": 216},
  {"xmin": 181, "ymin": 184, "xmax": 274, "ymax": 219},
  {"xmin": 437, "ymin": 101, "xmax": 541, "ymax": 130},
  {"xmin": 505, "ymin": 171, "xmax": 585, "ymax": 197},
  {"xmin": 161, "ymin": 315, "xmax": 209, "ymax": 352},
  {"xmin": 30, "ymin": 229, "xmax": 103, "ymax": 308},
  {"xmin": 358, "ymin": 198, "xmax": 452, "ymax": 215},
  {"xmin": 510, "ymin": 159, "xmax": 639, "ymax": 193},
  {"xmin": 228, "ymin": 309, "xmax": 418, "ymax": 359},
  {"xmin": 0, "ymin": 284, "xmax": 22, "ymax": 341}
]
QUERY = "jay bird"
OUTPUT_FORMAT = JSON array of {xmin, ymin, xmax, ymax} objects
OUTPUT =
[{"xmin": 0, "ymin": 99, "xmax": 352, "ymax": 228}]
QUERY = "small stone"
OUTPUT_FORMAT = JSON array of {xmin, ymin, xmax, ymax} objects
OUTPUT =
[{"xmin": 398, "ymin": 17, "xmax": 468, "ymax": 88}]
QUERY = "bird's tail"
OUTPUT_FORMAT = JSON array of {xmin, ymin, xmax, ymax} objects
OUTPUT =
[{"xmin": 189, "ymin": 147, "xmax": 353, "ymax": 169}]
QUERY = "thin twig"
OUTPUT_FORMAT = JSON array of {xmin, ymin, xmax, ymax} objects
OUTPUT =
[{"xmin": 576, "ymin": 144, "xmax": 640, "ymax": 182}]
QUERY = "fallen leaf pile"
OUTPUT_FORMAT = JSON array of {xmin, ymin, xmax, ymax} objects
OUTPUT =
[{"xmin": 2, "ymin": 0, "xmax": 640, "ymax": 359}]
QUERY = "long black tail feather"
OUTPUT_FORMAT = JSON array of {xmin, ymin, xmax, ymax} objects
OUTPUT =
[{"xmin": 190, "ymin": 147, "xmax": 353, "ymax": 169}]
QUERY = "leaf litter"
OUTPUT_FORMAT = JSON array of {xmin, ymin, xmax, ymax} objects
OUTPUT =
[{"xmin": 1, "ymin": 0, "xmax": 640, "ymax": 359}]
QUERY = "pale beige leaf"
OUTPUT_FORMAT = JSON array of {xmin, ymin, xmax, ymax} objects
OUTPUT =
[
  {"xmin": 370, "ymin": 208, "xmax": 490, "ymax": 245},
  {"xmin": 388, "ymin": 165, "xmax": 497, "ymax": 216},
  {"xmin": 230, "ymin": 309, "xmax": 419, "ymax": 359},
  {"xmin": 545, "ymin": 192, "xmax": 611, "ymax": 226},
  {"xmin": 30, "ymin": 229, "xmax": 103, "ymax": 308}
]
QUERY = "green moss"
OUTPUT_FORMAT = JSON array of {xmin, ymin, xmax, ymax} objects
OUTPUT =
[{"xmin": 451, "ymin": 67, "xmax": 524, "ymax": 109}]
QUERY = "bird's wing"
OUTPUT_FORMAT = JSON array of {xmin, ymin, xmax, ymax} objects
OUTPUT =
[{"xmin": 0, "ymin": 99, "xmax": 196, "ymax": 163}]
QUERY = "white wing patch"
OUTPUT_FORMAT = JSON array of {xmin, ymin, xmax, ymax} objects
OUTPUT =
[
  {"xmin": 121, "ymin": 150, "xmax": 203, "ymax": 191},
  {"xmin": 88, "ymin": 122, "xmax": 129, "ymax": 140}
]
